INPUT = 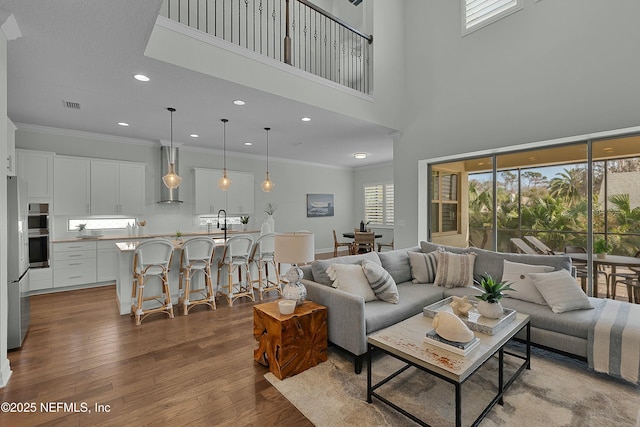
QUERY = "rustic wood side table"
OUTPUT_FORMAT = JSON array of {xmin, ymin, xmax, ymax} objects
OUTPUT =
[{"xmin": 253, "ymin": 300, "xmax": 328, "ymax": 380}]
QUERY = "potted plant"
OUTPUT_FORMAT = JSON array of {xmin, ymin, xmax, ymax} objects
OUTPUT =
[
  {"xmin": 77, "ymin": 223, "xmax": 87, "ymax": 237},
  {"xmin": 594, "ymin": 238, "xmax": 612, "ymax": 259},
  {"xmin": 474, "ymin": 274, "xmax": 513, "ymax": 319},
  {"xmin": 240, "ymin": 216, "xmax": 250, "ymax": 231}
]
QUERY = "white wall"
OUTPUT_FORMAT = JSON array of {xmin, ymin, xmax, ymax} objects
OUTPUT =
[
  {"xmin": 15, "ymin": 127, "xmax": 357, "ymax": 253},
  {"xmin": 394, "ymin": 0, "xmax": 640, "ymax": 249}
]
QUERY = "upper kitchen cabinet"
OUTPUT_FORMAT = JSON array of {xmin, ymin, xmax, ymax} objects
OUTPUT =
[
  {"xmin": 225, "ymin": 171, "xmax": 254, "ymax": 214},
  {"xmin": 16, "ymin": 149, "xmax": 54, "ymax": 201},
  {"xmin": 90, "ymin": 160, "xmax": 145, "ymax": 214},
  {"xmin": 194, "ymin": 168, "xmax": 226, "ymax": 214},
  {"xmin": 6, "ymin": 118, "xmax": 16, "ymax": 176},
  {"xmin": 54, "ymin": 156, "xmax": 90, "ymax": 215}
]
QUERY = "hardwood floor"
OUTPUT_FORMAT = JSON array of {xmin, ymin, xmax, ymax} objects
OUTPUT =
[{"xmin": 0, "ymin": 285, "xmax": 313, "ymax": 426}]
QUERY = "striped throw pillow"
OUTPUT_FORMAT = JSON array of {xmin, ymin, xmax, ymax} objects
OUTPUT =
[
  {"xmin": 408, "ymin": 251, "xmax": 438, "ymax": 283},
  {"xmin": 361, "ymin": 259, "xmax": 399, "ymax": 304},
  {"xmin": 434, "ymin": 250, "xmax": 476, "ymax": 288}
]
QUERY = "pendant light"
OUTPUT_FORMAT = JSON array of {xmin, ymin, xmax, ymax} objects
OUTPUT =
[
  {"xmin": 162, "ymin": 107, "xmax": 182, "ymax": 189},
  {"xmin": 261, "ymin": 127, "xmax": 274, "ymax": 192},
  {"xmin": 217, "ymin": 118, "xmax": 232, "ymax": 191}
]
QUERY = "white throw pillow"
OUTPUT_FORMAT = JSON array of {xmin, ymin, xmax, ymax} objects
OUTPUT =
[
  {"xmin": 529, "ymin": 270, "xmax": 594, "ymax": 314},
  {"xmin": 434, "ymin": 250, "xmax": 476, "ymax": 288},
  {"xmin": 326, "ymin": 264, "xmax": 377, "ymax": 302},
  {"xmin": 502, "ymin": 260, "xmax": 554, "ymax": 305},
  {"xmin": 408, "ymin": 251, "xmax": 438, "ymax": 283},
  {"xmin": 361, "ymin": 259, "xmax": 399, "ymax": 303}
]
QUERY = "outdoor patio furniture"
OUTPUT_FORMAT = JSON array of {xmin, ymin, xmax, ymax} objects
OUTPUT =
[
  {"xmin": 524, "ymin": 236, "xmax": 559, "ymax": 255},
  {"xmin": 510, "ymin": 238, "xmax": 538, "ymax": 255}
]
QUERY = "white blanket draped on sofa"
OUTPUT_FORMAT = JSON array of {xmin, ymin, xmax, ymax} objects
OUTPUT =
[{"xmin": 588, "ymin": 299, "xmax": 640, "ymax": 384}]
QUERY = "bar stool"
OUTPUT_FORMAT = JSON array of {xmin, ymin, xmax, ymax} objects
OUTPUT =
[
  {"xmin": 131, "ymin": 238, "xmax": 175, "ymax": 325},
  {"xmin": 178, "ymin": 237, "xmax": 217, "ymax": 315},
  {"xmin": 249, "ymin": 233, "xmax": 282, "ymax": 300},
  {"xmin": 217, "ymin": 234, "xmax": 255, "ymax": 306}
]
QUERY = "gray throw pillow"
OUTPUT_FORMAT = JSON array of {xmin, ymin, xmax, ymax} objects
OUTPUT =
[
  {"xmin": 408, "ymin": 251, "xmax": 438, "ymax": 283},
  {"xmin": 310, "ymin": 251, "xmax": 381, "ymax": 285},
  {"xmin": 361, "ymin": 259, "xmax": 399, "ymax": 304}
]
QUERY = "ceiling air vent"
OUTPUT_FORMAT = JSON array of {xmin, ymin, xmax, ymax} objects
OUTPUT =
[{"xmin": 62, "ymin": 100, "xmax": 81, "ymax": 110}]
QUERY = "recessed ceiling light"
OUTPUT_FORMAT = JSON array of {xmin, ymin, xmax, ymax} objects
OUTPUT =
[
  {"xmin": 118, "ymin": 122, "xmax": 129, "ymax": 127},
  {"xmin": 190, "ymin": 134, "xmax": 199, "ymax": 138},
  {"xmin": 354, "ymin": 152, "xmax": 367, "ymax": 159},
  {"xmin": 244, "ymin": 142, "xmax": 253, "ymax": 146},
  {"xmin": 133, "ymin": 74, "xmax": 149, "ymax": 82},
  {"xmin": 301, "ymin": 117, "xmax": 311, "ymax": 122},
  {"xmin": 603, "ymin": 147, "xmax": 614, "ymax": 152},
  {"xmin": 477, "ymin": 162, "xmax": 484, "ymax": 165},
  {"xmin": 233, "ymin": 100, "xmax": 245, "ymax": 105}
]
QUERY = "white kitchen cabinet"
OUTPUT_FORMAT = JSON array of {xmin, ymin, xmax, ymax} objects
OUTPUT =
[
  {"xmin": 54, "ymin": 156, "xmax": 91, "ymax": 215},
  {"xmin": 17, "ymin": 149, "xmax": 54, "ymax": 201},
  {"xmin": 226, "ymin": 171, "xmax": 255, "ymax": 214},
  {"xmin": 97, "ymin": 241, "xmax": 118, "ymax": 282},
  {"xmin": 6, "ymin": 118, "xmax": 16, "ymax": 176},
  {"xmin": 194, "ymin": 168, "xmax": 226, "ymax": 214},
  {"xmin": 90, "ymin": 160, "xmax": 145, "ymax": 214},
  {"xmin": 52, "ymin": 241, "xmax": 97, "ymax": 288}
]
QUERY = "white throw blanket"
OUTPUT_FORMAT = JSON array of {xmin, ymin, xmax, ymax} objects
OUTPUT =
[{"xmin": 588, "ymin": 299, "xmax": 640, "ymax": 384}]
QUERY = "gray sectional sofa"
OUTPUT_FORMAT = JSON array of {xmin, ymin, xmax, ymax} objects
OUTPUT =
[{"xmin": 301, "ymin": 242, "xmax": 605, "ymax": 374}]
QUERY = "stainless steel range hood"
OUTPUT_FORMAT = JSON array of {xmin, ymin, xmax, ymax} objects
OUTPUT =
[{"xmin": 158, "ymin": 145, "xmax": 183, "ymax": 204}]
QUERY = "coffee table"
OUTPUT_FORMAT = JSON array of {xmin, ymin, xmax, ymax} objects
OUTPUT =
[{"xmin": 367, "ymin": 311, "xmax": 530, "ymax": 427}]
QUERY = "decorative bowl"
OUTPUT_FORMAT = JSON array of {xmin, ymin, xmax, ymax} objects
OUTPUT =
[{"xmin": 278, "ymin": 300, "xmax": 296, "ymax": 315}]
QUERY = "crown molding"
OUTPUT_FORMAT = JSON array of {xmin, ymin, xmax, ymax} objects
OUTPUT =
[{"xmin": 15, "ymin": 123, "xmax": 158, "ymax": 147}]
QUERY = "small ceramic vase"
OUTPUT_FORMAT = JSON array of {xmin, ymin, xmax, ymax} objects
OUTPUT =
[{"xmin": 477, "ymin": 300, "xmax": 504, "ymax": 319}]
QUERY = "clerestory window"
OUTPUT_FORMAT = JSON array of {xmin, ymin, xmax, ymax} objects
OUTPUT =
[{"xmin": 462, "ymin": 0, "xmax": 523, "ymax": 35}]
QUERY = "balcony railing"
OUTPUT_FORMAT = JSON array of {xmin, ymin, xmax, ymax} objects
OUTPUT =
[{"xmin": 161, "ymin": 0, "xmax": 373, "ymax": 94}]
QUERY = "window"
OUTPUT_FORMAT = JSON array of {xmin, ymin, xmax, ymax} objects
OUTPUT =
[
  {"xmin": 432, "ymin": 170, "xmax": 461, "ymax": 234},
  {"xmin": 364, "ymin": 183, "xmax": 394, "ymax": 226},
  {"xmin": 462, "ymin": 0, "xmax": 523, "ymax": 35},
  {"xmin": 68, "ymin": 218, "xmax": 137, "ymax": 231}
]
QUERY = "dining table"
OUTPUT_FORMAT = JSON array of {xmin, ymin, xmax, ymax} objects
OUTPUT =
[
  {"xmin": 567, "ymin": 253, "xmax": 640, "ymax": 297},
  {"xmin": 342, "ymin": 232, "xmax": 383, "ymax": 239}
]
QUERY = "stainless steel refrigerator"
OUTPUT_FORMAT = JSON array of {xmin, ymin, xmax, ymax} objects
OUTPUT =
[{"xmin": 7, "ymin": 176, "xmax": 30, "ymax": 349}]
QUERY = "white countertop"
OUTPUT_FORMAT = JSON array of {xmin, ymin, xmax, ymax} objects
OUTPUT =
[
  {"xmin": 53, "ymin": 229, "xmax": 259, "ymax": 244},
  {"xmin": 115, "ymin": 238, "xmax": 227, "ymax": 252}
]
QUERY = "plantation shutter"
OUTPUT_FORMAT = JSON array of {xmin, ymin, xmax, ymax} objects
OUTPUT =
[
  {"xmin": 364, "ymin": 183, "xmax": 394, "ymax": 226},
  {"xmin": 364, "ymin": 184, "xmax": 384, "ymax": 225},
  {"xmin": 464, "ymin": 0, "xmax": 522, "ymax": 33}
]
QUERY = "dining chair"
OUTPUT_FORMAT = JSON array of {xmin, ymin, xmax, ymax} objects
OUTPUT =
[
  {"xmin": 607, "ymin": 250, "xmax": 640, "ymax": 300},
  {"xmin": 332, "ymin": 230, "xmax": 352, "ymax": 257},
  {"xmin": 564, "ymin": 245, "xmax": 609, "ymax": 294},
  {"xmin": 352, "ymin": 230, "xmax": 375, "ymax": 255},
  {"xmin": 249, "ymin": 233, "xmax": 282, "ymax": 300},
  {"xmin": 217, "ymin": 234, "xmax": 255, "ymax": 307},
  {"xmin": 178, "ymin": 237, "xmax": 217, "ymax": 315},
  {"xmin": 377, "ymin": 239, "xmax": 394, "ymax": 252},
  {"xmin": 131, "ymin": 238, "xmax": 175, "ymax": 325}
]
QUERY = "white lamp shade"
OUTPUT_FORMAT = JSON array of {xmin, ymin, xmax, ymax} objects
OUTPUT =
[{"xmin": 274, "ymin": 232, "xmax": 315, "ymax": 264}]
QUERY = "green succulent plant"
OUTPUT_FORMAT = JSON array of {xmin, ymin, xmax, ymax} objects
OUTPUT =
[
  {"xmin": 240, "ymin": 216, "xmax": 250, "ymax": 224},
  {"xmin": 594, "ymin": 238, "xmax": 612, "ymax": 254},
  {"xmin": 474, "ymin": 274, "xmax": 514, "ymax": 304}
]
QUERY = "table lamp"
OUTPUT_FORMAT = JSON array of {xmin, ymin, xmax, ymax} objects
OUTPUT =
[{"xmin": 275, "ymin": 232, "xmax": 315, "ymax": 306}]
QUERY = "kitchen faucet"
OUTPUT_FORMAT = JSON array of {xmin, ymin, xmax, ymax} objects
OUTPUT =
[{"xmin": 217, "ymin": 209, "xmax": 227, "ymax": 241}]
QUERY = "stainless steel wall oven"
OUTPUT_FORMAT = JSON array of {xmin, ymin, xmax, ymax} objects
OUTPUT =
[{"xmin": 27, "ymin": 203, "xmax": 49, "ymax": 268}]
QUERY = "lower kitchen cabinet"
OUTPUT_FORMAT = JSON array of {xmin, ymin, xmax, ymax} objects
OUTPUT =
[
  {"xmin": 52, "ymin": 241, "xmax": 97, "ymax": 288},
  {"xmin": 97, "ymin": 241, "xmax": 118, "ymax": 282},
  {"xmin": 29, "ymin": 267, "xmax": 53, "ymax": 292}
]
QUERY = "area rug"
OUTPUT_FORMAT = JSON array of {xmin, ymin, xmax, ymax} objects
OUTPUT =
[{"xmin": 266, "ymin": 345, "xmax": 640, "ymax": 426}]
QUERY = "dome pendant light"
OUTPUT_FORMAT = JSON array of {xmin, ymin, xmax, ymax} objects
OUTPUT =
[
  {"xmin": 261, "ymin": 127, "xmax": 274, "ymax": 192},
  {"xmin": 217, "ymin": 119, "xmax": 232, "ymax": 191},
  {"xmin": 162, "ymin": 107, "xmax": 182, "ymax": 190}
]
